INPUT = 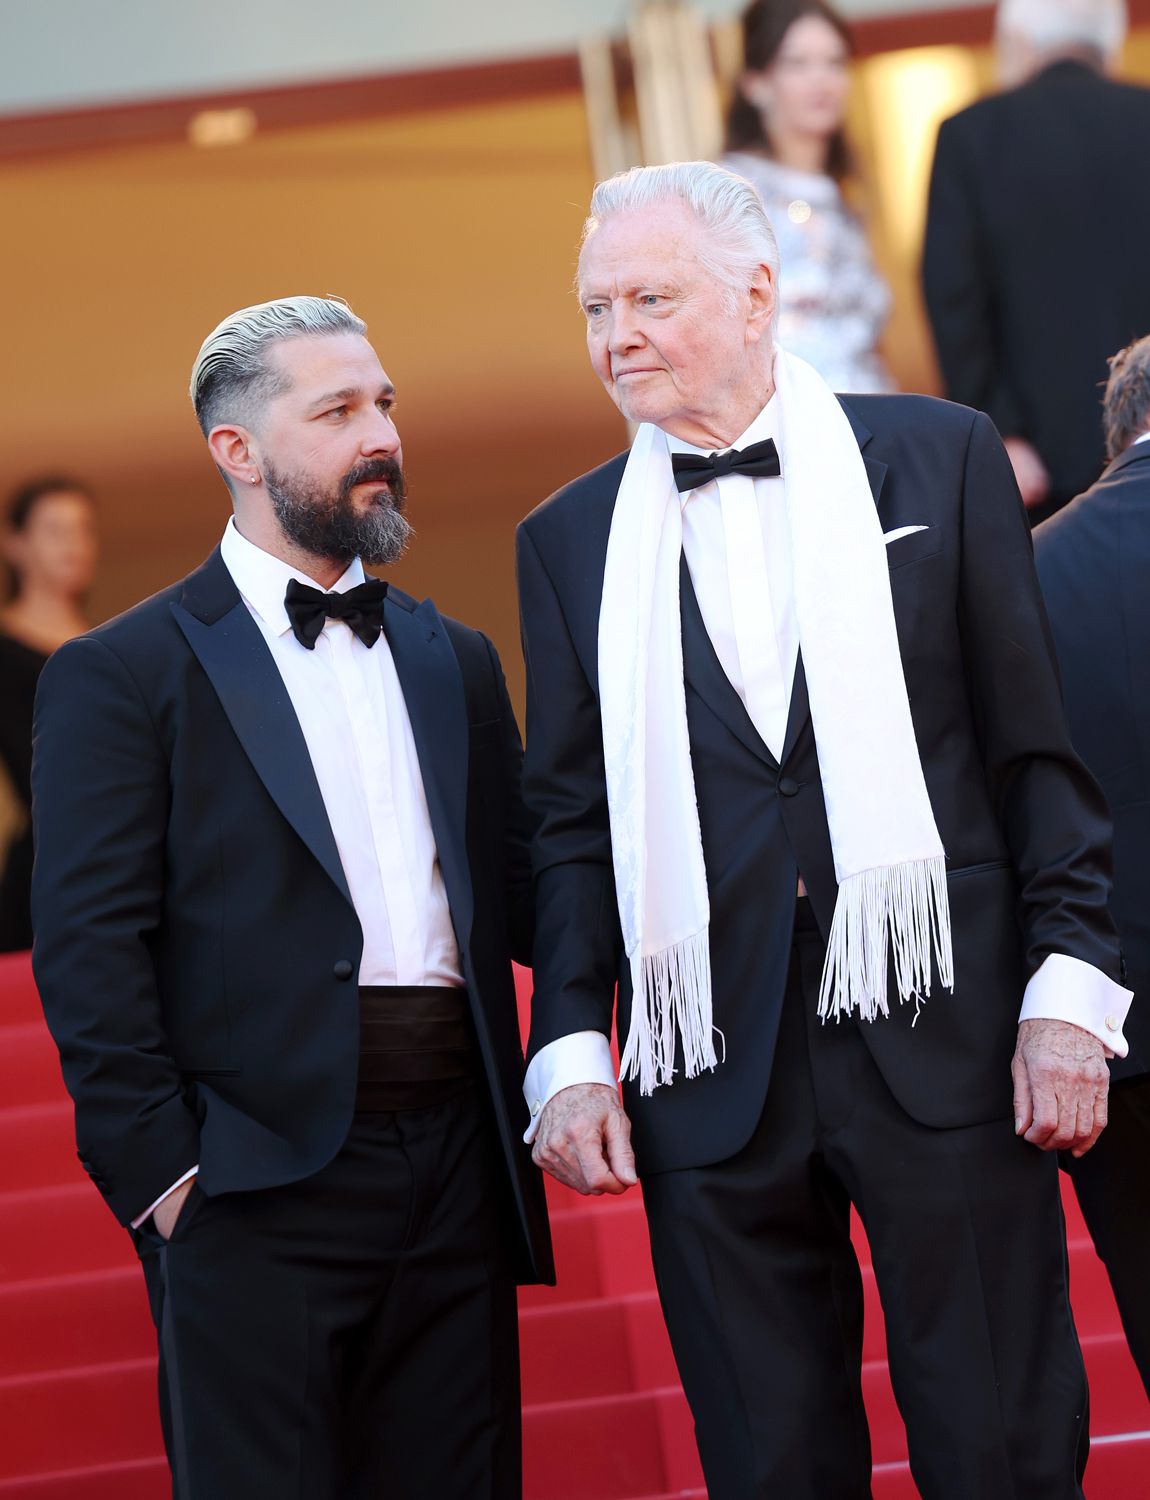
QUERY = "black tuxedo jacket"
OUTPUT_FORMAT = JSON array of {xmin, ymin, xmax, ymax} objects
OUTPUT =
[
  {"xmin": 517, "ymin": 394, "xmax": 1123, "ymax": 1176},
  {"xmin": 923, "ymin": 61, "xmax": 1150, "ymax": 511},
  {"xmin": 1035, "ymin": 443, "xmax": 1150, "ymax": 1081},
  {"xmin": 31, "ymin": 547, "xmax": 552, "ymax": 1284}
]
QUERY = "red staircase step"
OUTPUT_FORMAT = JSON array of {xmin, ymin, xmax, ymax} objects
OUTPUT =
[
  {"xmin": 0, "ymin": 1186, "xmax": 133, "ymax": 1282},
  {"xmin": 521, "ymin": 1296, "xmax": 639, "ymax": 1403},
  {"xmin": 0, "ymin": 1457, "xmax": 168, "ymax": 1500},
  {"xmin": 0, "ymin": 953, "xmax": 41, "ymax": 1025},
  {"xmin": 0, "ymin": 1104, "xmax": 80, "ymax": 1191},
  {"xmin": 652, "ymin": 1386, "xmax": 705, "ymax": 1491},
  {"xmin": 0, "ymin": 1268, "xmax": 152, "ymax": 1378},
  {"xmin": 1087, "ymin": 1431, "xmax": 1150, "ymax": 1496},
  {"xmin": 0, "ymin": 1024, "xmax": 66, "ymax": 1108},
  {"xmin": 0, "ymin": 1361, "xmax": 163, "ymax": 1475},
  {"xmin": 524, "ymin": 1389, "xmax": 672, "ymax": 1500},
  {"xmin": 1082, "ymin": 1333, "xmax": 1150, "ymax": 1437}
]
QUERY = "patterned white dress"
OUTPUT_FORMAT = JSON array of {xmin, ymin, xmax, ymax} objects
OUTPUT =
[{"xmin": 721, "ymin": 151, "xmax": 896, "ymax": 393}]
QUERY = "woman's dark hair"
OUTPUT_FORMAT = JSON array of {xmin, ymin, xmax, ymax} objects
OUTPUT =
[
  {"xmin": 4, "ymin": 476, "xmax": 95, "ymax": 601},
  {"xmin": 724, "ymin": 0, "xmax": 855, "ymax": 181}
]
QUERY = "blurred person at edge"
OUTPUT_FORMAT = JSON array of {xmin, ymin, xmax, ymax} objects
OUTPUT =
[
  {"xmin": 924, "ymin": 0, "xmax": 1150, "ymax": 523},
  {"xmin": 30, "ymin": 296, "xmax": 551, "ymax": 1499},
  {"xmin": 0, "ymin": 477, "xmax": 98, "ymax": 952},
  {"xmin": 720, "ymin": 0, "xmax": 895, "ymax": 393},
  {"xmin": 1034, "ymin": 335, "xmax": 1150, "ymax": 1399}
]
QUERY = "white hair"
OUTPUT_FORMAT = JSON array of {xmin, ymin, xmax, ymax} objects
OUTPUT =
[
  {"xmin": 190, "ymin": 294, "xmax": 366, "ymax": 435},
  {"xmin": 582, "ymin": 160, "xmax": 781, "ymax": 316},
  {"xmin": 996, "ymin": 0, "xmax": 1127, "ymax": 63}
]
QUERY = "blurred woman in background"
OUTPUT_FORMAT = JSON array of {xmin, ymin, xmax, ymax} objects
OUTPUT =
[
  {"xmin": 0, "ymin": 477, "xmax": 99, "ymax": 952},
  {"xmin": 721, "ymin": 0, "xmax": 895, "ymax": 392}
]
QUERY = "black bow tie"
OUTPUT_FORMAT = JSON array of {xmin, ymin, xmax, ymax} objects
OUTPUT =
[
  {"xmin": 670, "ymin": 437, "xmax": 781, "ymax": 493},
  {"xmin": 284, "ymin": 577, "xmax": 389, "ymax": 650}
]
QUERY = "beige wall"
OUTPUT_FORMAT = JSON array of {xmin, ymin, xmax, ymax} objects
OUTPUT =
[{"xmin": 0, "ymin": 93, "xmax": 626, "ymax": 708}]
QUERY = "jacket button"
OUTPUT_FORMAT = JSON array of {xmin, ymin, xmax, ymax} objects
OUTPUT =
[
  {"xmin": 778, "ymin": 777, "xmax": 800, "ymax": 797},
  {"xmin": 333, "ymin": 959, "xmax": 354, "ymax": 981}
]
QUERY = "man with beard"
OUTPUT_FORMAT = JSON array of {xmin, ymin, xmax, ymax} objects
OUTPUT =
[{"xmin": 30, "ymin": 295, "xmax": 550, "ymax": 1499}]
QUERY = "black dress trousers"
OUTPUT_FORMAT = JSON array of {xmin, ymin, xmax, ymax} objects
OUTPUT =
[
  {"xmin": 135, "ymin": 1083, "xmax": 521, "ymax": 1500},
  {"xmin": 641, "ymin": 905, "xmax": 1090, "ymax": 1500}
]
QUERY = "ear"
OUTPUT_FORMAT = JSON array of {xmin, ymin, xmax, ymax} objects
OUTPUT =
[
  {"xmin": 745, "ymin": 262, "xmax": 777, "ymax": 346},
  {"xmin": 207, "ymin": 424, "xmax": 261, "ymax": 489}
]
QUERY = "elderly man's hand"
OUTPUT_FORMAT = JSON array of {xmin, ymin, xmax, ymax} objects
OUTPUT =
[
  {"xmin": 1012, "ymin": 1018, "xmax": 1109, "ymax": 1158},
  {"xmin": 532, "ymin": 1083, "xmax": 638, "ymax": 1196}
]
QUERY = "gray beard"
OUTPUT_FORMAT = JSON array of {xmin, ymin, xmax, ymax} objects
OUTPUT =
[{"xmin": 264, "ymin": 460, "xmax": 414, "ymax": 568}]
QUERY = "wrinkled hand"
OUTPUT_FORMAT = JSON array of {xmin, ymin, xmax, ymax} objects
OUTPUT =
[
  {"xmin": 1012, "ymin": 1019, "xmax": 1109, "ymax": 1157},
  {"xmin": 1003, "ymin": 437, "xmax": 1051, "ymax": 511},
  {"xmin": 532, "ymin": 1083, "xmax": 638, "ymax": 1196},
  {"xmin": 152, "ymin": 1176, "xmax": 196, "ymax": 1241}
]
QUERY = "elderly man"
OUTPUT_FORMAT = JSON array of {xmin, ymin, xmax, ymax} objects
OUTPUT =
[
  {"xmin": 924, "ymin": 0, "xmax": 1150, "ymax": 522},
  {"xmin": 517, "ymin": 163, "xmax": 1132, "ymax": 1500},
  {"xmin": 32, "ymin": 295, "xmax": 549, "ymax": 1498},
  {"xmin": 1035, "ymin": 335, "xmax": 1150, "ymax": 1397}
]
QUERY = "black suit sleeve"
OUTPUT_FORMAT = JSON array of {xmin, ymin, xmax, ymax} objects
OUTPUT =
[
  {"xmin": 479, "ymin": 631, "xmax": 535, "ymax": 967},
  {"xmin": 957, "ymin": 412, "xmax": 1121, "ymax": 980},
  {"xmin": 516, "ymin": 522, "xmax": 622, "ymax": 1061},
  {"xmin": 30, "ymin": 636, "xmax": 200, "ymax": 1226},
  {"xmin": 923, "ymin": 118, "xmax": 1025, "ymax": 440}
]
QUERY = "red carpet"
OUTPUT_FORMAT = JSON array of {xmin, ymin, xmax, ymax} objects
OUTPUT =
[{"xmin": 1, "ymin": 948, "xmax": 1146, "ymax": 1498}]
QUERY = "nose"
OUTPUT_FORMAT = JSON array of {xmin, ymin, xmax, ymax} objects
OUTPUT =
[
  {"xmin": 362, "ymin": 407, "xmax": 401, "ymax": 458},
  {"xmin": 606, "ymin": 304, "xmax": 645, "ymax": 357}
]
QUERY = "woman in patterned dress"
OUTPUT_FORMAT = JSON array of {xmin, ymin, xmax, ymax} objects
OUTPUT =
[{"xmin": 720, "ymin": 0, "xmax": 896, "ymax": 393}]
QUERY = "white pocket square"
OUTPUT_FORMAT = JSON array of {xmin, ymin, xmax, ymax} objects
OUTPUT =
[{"xmin": 883, "ymin": 525, "xmax": 929, "ymax": 545}]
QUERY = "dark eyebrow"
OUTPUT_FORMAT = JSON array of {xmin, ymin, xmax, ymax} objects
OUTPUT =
[{"xmin": 306, "ymin": 383, "xmax": 395, "ymax": 414}]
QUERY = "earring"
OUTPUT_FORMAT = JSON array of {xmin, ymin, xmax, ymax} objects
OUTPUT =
[{"xmin": 250, "ymin": 475, "xmax": 259, "ymax": 485}]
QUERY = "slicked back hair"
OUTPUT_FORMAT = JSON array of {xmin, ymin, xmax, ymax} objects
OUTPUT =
[
  {"xmin": 189, "ymin": 295, "xmax": 367, "ymax": 438},
  {"xmin": 582, "ymin": 161, "xmax": 781, "ymax": 319}
]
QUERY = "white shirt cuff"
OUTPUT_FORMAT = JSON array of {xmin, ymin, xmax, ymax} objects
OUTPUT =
[
  {"xmin": 523, "ymin": 1031, "xmax": 618, "ymax": 1142},
  {"xmin": 1018, "ymin": 953, "xmax": 1132, "ymax": 1056},
  {"xmin": 130, "ymin": 1166, "xmax": 199, "ymax": 1230}
]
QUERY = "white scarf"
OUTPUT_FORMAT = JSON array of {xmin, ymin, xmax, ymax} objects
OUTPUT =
[{"xmin": 598, "ymin": 348, "xmax": 953, "ymax": 1096}]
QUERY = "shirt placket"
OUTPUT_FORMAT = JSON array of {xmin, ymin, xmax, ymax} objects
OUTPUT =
[{"xmin": 325, "ymin": 621, "xmax": 424, "ymax": 983}]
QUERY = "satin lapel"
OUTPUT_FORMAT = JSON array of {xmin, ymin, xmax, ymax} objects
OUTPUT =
[
  {"xmin": 780, "ymin": 653, "xmax": 811, "ymax": 767},
  {"xmin": 171, "ymin": 595, "xmax": 353, "ymax": 907},
  {"xmin": 383, "ymin": 596, "xmax": 474, "ymax": 954},
  {"xmin": 679, "ymin": 556, "xmax": 778, "ymax": 769}
]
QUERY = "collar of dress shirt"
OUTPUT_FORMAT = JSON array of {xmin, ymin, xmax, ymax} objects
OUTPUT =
[
  {"xmin": 1133, "ymin": 431, "xmax": 1150, "ymax": 447},
  {"xmin": 663, "ymin": 397, "xmax": 780, "ymax": 507},
  {"xmin": 220, "ymin": 517, "xmax": 366, "ymax": 638}
]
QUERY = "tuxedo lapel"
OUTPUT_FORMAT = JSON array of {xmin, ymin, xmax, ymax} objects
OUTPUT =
[
  {"xmin": 680, "ymin": 557, "xmax": 779, "ymax": 770},
  {"xmin": 382, "ymin": 595, "xmax": 474, "ymax": 956},
  {"xmin": 171, "ymin": 550, "xmax": 353, "ymax": 907}
]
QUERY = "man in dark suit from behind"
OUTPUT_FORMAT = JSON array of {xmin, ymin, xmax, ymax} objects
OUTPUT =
[
  {"xmin": 923, "ymin": 0, "xmax": 1150, "ymax": 523},
  {"xmin": 31, "ymin": 294, "xmax": 550, "ymax": 1498},
  {"xmin": 1034, "ymin": 335, "xmax": 1150, "ymax": 1397}
]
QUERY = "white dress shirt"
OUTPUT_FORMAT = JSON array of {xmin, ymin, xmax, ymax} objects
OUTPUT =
[
  {"xmin": 522, "ymin": 404, "xmax": 1133, "ymax": 1137},
  {"xmin": 135, "ymin": 521, "xmax": 461, "ymax": 1225}
]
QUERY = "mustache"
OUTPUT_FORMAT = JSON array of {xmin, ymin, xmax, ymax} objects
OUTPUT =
[{"xmin": 338, "ymin": 457, "xmax": 405, "ymax": 505}]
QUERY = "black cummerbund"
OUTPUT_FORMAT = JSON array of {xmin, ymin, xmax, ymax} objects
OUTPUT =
[{"xmin": 356, "ymin": 985, "xmax": 476, "ymax": 1112}]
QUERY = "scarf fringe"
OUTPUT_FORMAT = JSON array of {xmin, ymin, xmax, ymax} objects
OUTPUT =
[
  {"xmin": 818, "ymin": 856, "xmax": 954, "ymax": 1022},
  {"xmin": 619, "ymin": 930, "xmax": 718, "ymax": 1096}
]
